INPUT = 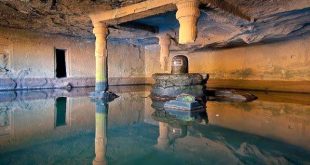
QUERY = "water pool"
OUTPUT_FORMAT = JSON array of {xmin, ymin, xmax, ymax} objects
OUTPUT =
[{"xmin": 0, "ymin": 86, "xmax": 309, "ymax": 165}]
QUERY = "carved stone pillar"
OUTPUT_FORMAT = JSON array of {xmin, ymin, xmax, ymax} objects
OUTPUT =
[
  {"xmin": 176, "ymin": 0, "xmax": 200, "ymax": 44},
  {"xmin": 93, "ymin": 22, "xmax": 109, "ymax": 92},
  {"xmin": 158, "ymin": 34, "xmax": 171, "ymax": 71},
  {"xmin": 93, "ymin": 102, "xmax": 108, "ymax": 165}
]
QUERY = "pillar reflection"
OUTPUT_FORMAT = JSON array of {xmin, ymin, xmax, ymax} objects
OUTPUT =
[
  {"xmin": 155, "ymin": 122, "xmax": 170, "ymax": 150},
  {"xmin": 93, "ymin": 101, "xmax": 108, "ymax": 165}
]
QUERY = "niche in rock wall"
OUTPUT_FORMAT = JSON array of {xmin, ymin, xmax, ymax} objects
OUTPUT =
[{"xmin": 55, "ymin": 49, "xmax": 67, "ymax": 78}]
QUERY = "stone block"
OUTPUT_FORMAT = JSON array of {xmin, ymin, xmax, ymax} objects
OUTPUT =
[{"xmin": 151, "ymin": 85, "xmax": 204, "ymax": 98}]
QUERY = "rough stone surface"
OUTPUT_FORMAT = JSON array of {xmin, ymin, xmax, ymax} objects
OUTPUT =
[
  {"xmin": 151, "ymin": 73, "xmax": 208, "ymax": 99},
  {"xmin": 152, "ymin": 85, "xmax": 205, "ymax": 98},
  {"xmin": 152, "ymin": 73, "xmax": 207, "ymax": 88},
  {"xmin": 0, "ymin": 0, "xmax": 146, "ymax": 38},
  {"xmin": 0, "ymin": 1, "xmax": 309, "ymax": 92},
  {"xmin": 144, "ymin": 34, "xmax": 310, "ymax": 93},
  {"xmin": 90, "ymin": 91, "xmax": 119, "ymax": 102},
  {"xmin": 0, "ymin": 77, "xmax": 95, "ymax": 91},
  {"xmin": 164, "ymin": 93, "xmax": 204, "ymax": 110},
  {"xmin": 0, "ymin": 27, "xmax": 147, "ymax": 90},
  {"xmin": 188, "ymin": 34, "xmax": 310, "ymax": 81},
  {"xmin": 0, "ymin": 0, "xmax": 309, "ymax": 48},
  {"xmin": 207, "ymin": 89, "xmax": 257, "ymax": 102}
]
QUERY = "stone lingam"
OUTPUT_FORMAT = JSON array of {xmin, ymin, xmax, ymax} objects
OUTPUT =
[{"xmin": 151, "ymin": 55, "xmax": 209, "ymax": 101}]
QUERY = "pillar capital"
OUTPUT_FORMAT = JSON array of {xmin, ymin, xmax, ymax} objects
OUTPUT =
[
  {"xmin": 158, "ymin": 34, "xmax": 171, "ymax": 46},
  {"xmin": 176, "ymin": 0, "xmax": 200, "ymax": 19},
  {"xmin": 93, "ymin": 22, "xmax": 109, "ymax": 36},
  {"xmin": 176, "ymin": 0, "xmax": 200, "ymax": 44}
]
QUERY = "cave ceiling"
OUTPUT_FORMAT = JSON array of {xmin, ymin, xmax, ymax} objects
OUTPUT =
[{"xmin": 0, "ymin": 0, "xmax": 309, "ymax": 51}]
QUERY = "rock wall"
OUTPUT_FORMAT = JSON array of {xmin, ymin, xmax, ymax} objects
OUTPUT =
[
  {"xmin": 189, "ymin": 35, "xmax": 310, "ymax": 81},
  {"xmin": 145, "ymin": 35, "xmax": 310, "ymax": 93},
  {"xmin": 1, "ymin": 26, "xmax": 309, "ymax": 92},
  {"xmin": 0, "ymin": 27, "xmax": 145, "ymax": 90}
]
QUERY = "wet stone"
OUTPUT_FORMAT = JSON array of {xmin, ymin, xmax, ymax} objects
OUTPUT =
[
  {"xmin": 90, "ymin": 91, "xmax": 119, "ymax": 102},
  {"xmin": 164, "ymin": 94, "xmax": 204, "ymax": 111},
  {"xmin": 151, "ymin": 73, "xmax": 208, "ymax": 100},
  {"xmin": 152, "ymin": 85, "xmax": 204, "ymax": 98},
  {"xmin": 152, "ymin": 73, "xmax": 206, "ymax": 87},
  {"xmin": 207, "ymin": 89, "xmax": 257, "ymax": 102},
  {"xmin": 171, "ymin": 55, "xmax": 189, "ymax": 74}
]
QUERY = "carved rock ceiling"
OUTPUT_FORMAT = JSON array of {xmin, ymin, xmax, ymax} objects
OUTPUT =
[{"xmin": 0, "ymin": 0, "xmax": 309, "ymax": 50}]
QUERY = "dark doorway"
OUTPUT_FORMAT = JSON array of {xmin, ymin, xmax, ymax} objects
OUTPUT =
[
  {"xmin": 55, "ymin": 97, "xmax": 67, "ymax": 127},
  {"xmin": 55, "ymin": 49, "xmax": 67, "ymax": 78}
]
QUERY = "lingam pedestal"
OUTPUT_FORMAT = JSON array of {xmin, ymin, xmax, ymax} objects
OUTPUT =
[{"xmin": 151, "ymin": 55, "xmax": 208, "ymax": 101}]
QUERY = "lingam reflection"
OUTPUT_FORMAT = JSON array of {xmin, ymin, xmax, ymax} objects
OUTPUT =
[
  {"xmin": 93, "ymin": 101, "xmax": 108, "ymax": 165},
  {"xmin": 152, "ymin": 108, "xmax": 208, "ymax": 150}
]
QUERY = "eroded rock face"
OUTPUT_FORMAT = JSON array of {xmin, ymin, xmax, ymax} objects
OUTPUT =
[
  {"xmin": 0, "ymin": 0, "xmax": 146, "ymax": 38},
  {"xmin": 0, "ymin": 0, "xmax": 309, "ymax": 48}
]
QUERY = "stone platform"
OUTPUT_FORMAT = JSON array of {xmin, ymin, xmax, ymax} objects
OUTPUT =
[{"xmin": 151, "ymin": 73, "xmax": 208, "ymax": 100}]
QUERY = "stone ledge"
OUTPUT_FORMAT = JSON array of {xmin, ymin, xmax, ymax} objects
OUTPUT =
[
  {"xmin": 0, "ymin": 77, "xmax": 148, "ymax": 91},
  {"xmin": 146, "ymin": 77, "xmax": 310, "ymax": 93},
  {"xmin": 207, "ymin": 79, "xmax": 310, "ymax": 94}
]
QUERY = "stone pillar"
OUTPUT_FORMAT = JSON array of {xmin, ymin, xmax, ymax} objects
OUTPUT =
[
  {"xmin": 155, "ymin": 122, "xmax": 170, "ymax": 150},
  {"xmin": 93, "ymin": 22, "xmax": 109, "ymax": 92},
  {"xmin": 176, "ymin": 0, "xmax": 200, "ymax": 44},
  {"xmin": 93, "ymin": 101, "xmax": 108, "ymax": 165},
  {"xmin": 158, "ymin": 34, "xmax": 171, "ymax": 71}
]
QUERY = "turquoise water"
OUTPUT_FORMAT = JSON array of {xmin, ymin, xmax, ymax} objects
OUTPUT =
[{"xmin": 0, "ymin": 86, "xmax": 309, "ymax": 165}]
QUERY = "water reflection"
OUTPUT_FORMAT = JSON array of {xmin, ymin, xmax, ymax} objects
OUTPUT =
[
  {"xmin": 155, "ymin": 122, "xmax": 169, "ymax": 150},
  {"xmin": 55, "ymin": 97, "xmax": 67, "ymax": 127},
  {"xmin": 0, "ymin": 87, "xmax": 309, "ymax": 164},
  {"xmin": 151, "ymin": 97, "xmax": 208, "ymax": 152},
  {"xmin": 93, "ymin": 101, "xmax": 108, "ymax": 165},
  {"xmin": 151, "ymin": 101, "xmax": 310, "ymax": 164}
]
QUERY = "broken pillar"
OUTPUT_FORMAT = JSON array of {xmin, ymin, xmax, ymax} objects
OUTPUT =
[
  {"xmin": 158, "ymin": 34, "xmax": 171, "ymax": 71},
  {"xmin": 176, "ymin": 0, "xmax": 200, "ymax": 44}
]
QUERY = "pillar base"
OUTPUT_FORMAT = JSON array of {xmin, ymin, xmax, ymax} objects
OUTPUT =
[
  {"xmin": 93, "ymin": 160, "xmax": 107, "ymax": 165},
  {"xmin": 95, "ymin": 82, "xmax": 108, "ymax": 92},
  {"xmin": 90, "ymin": 91, "xmax": 119, "ymax": 102}
]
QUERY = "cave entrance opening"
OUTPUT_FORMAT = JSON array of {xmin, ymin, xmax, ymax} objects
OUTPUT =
[{"xmin": 55, "ymin": 49, "xmax": 67, "ymax": 78}]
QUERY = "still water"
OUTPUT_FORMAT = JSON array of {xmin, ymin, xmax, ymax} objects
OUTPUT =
[{"xmin": 0, "ymin": 86, "xmax": 309, "ymax": 165}]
